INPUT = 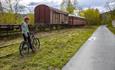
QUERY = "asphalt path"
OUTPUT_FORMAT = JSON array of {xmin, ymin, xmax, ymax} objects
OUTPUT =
[{"xmin": 63, "ymin": 25, "xmax": 115, "ymax": 70}]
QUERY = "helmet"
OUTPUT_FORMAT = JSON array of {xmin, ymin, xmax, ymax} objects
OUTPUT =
[{"xmin": 24, "ymin": 16, "xmax": 29, "ymax": 21}]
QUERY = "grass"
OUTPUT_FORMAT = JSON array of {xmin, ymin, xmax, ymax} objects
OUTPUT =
[
  {"xmin": 0, "ymin": 26, "xmax": 97, "ymax": 70},
  {"xmin": 108, "ymin": 26, "xmax": 115, "ymax": 34}
]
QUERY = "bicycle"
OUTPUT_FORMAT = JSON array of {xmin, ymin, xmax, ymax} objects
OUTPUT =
[{"xmin": 19, "ymin": 32, "xmax": 40, "ymax": 56}]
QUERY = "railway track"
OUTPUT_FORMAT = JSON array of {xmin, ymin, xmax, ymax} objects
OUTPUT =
[{"xmin": 0, "ymin": 28, "xmax": 78, "ymax": 48}]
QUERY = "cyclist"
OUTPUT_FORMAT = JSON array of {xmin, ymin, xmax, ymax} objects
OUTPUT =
[{"xmin": 21, "ymin": 16, "xmax": 35, "ymax": 52}]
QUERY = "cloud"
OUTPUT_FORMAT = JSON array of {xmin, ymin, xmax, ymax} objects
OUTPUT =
[
  {"xmin": 26, "ymin": 1, "xmax": 61, "ymax": 13},
  {"xmin": 77, "ymin": 0, "xmax": 107, "ymax": 8},
  {"xmin": 21, "ymin": 0, "xmax": 62, "ymax": 5},
  {"xmin": 78, "ymin": 0, "xmax": 114, "ymax": 12},
  {"xmin": 21, "ymin": 0, "xmax": 114, "ymax": 13}
]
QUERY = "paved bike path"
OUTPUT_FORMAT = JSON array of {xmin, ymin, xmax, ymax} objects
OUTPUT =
[{"xmin": 62, "ymin": 25, "xmax": 115, "ymax": 70}]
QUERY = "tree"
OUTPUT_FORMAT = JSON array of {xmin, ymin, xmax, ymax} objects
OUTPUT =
[
  {"xmin": 17, "ymin": 5, "xmax": 26, "ymax": 13},
  {"xmin": 28, "ymin": 13, "xmax": 34, "ymax": 24},
  {"xmin": 1, "ymin": 0, "xmax": 26, "ymax": 24},
  {"xmin": 101, "ymin": 13, "xmax": 112, "ymax": 26},
  {"xmin": 0, "ymin": 0, "xmax": 3, "ymax": 12},
  {"xmin": 111, "ymin": 10, "xmax": 115, "ymax": 19},
  {"xmin": 73, "ymin": 0, "xmax": 77, "ymax": 9},
  {"xmin": 80, "ymin": 8, "xmax": 101, "ymax": 25},
  {"xmin": 2, "ymin": 0, "xmax": 21, "ymax": 13},
  {"xmin": 66, "ymin": 0, "xmax": 75, "ymax": 14},
  {"xmin": 60, "ymin": 0, "xmax": 68, "ymax": 11},
  {"xmin": 61, "ymin": 0, "xmax": 76, "ymax": 14}
]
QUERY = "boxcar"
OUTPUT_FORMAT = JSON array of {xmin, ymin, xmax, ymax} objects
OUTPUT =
[
  {"xmin": 68, "ymin": 15, "xmax": 87, "ymax": 26},
  {"xmin": 34, "ymin": 4, "xmax": 68, "ymax": 29}
]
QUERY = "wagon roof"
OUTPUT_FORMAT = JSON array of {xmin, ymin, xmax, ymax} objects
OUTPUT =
[
  {"xmin": 35, "ymin": 4, "xmax": 68, "ymax": 15},
  {"xmin": 50, "ymin": 7, "xmax": 68, "ymax": 15},
  {"xmin": 69, "ymin": 14, "xmax": 85, "ymax": 19}
]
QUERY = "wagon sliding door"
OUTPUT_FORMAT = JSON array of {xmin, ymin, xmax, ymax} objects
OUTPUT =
[
  {"xmin": 56, "ymin": 13, "xmax": 60, "ymax": 24},
  {"xmin": 52, "ymin": 12, "xmax": 60, "ymax": 25},
  {"xmin": 44, "ymin": 6, "xmax": 50, "ymax": 25}
]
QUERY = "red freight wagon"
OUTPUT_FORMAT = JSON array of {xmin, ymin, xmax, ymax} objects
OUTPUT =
[
  {"xmin": 34, "ymin": 4, "xmax": 68, "ymax": 28},
  {"xmin": 68, "ymin": 15, "xmax": 87, "ymax": 26}
]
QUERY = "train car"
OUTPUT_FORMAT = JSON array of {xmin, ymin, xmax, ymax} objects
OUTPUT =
[
  {"xmin": 34, "ymin": 4, "xmax": 68, "ymax": 29},
  {"xmin": 68, "ymin": 15, "xmax": 87, "ymax": 26}
]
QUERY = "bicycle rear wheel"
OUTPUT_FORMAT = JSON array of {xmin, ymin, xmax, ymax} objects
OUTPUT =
[
  {"xmin": 32, "ymin": 38, "xmax": 40, "ymax": 51},
  {"xmin": 19, "ymin": 41, "xmax": 29, "ymax": 56}
]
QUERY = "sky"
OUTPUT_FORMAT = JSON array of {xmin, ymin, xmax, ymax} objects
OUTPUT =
[{"xmin": 19, "ymin": 0, "xmax": 115, "ymax": 13}]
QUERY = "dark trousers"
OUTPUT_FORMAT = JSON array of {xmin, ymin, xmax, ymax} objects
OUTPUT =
[{"xmin": 23, "ymin": 33, "xmax": 33, "ymax": 50}]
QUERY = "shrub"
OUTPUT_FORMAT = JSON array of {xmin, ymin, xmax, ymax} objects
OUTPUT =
[
  {"xmin": 80, "ymin": 9, "xmax": 101, "ymax": 25},
  {"xmin": 101, "ymin": 13, "xmax": 112, "ymax": 27}
]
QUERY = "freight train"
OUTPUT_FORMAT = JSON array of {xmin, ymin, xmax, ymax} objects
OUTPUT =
[
  {"xmin": 0, "ymin": 4, "xmax": 87, "ymax": 35},
  {"xmin": 34, "ymin": 4, "xmax": 87, "ymax": 30}
]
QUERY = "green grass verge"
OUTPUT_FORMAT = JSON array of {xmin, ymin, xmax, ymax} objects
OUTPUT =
[
  {"xmin": 108, "ymin": 26, "xmax": 115, "ymax": 34},
  {"xmin": 0, "ymin": 26, "xmax": 97, "ymax": 70}
]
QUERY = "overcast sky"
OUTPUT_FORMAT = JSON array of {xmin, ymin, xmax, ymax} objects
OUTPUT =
[{"xmin": 19, "ymin": 0, "xmax": 115, "ymax": 13}]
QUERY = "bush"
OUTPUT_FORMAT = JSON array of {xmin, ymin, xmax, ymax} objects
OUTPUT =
[
  {"xmin": 0, "ymin": 13, "xmax": 23, "ymax": 24},
  {"xmin": 80, "ymin": 9, "xmax": 101, "ymax": 25},
  {"xmin": 0, "ymin": 13, "xmax": 34, "ymax": 25},
  {"xmin": 101, "ymin": 13, "xmax": 112, "ymax": 27},
  {"xmin": 28, "ymin": 13, "xmax": 34, "ymax": 25}
]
